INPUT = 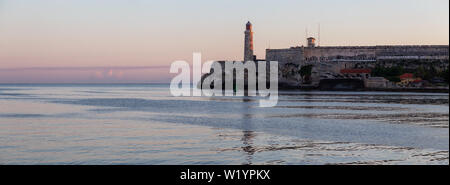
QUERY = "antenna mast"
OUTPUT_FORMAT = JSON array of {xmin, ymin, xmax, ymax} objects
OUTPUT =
[
  {"xmin": 318, "ymin": 23, "xmax": 321, "ymax": 47},
  {"xmin": 305, "ymin": 27, "xmax": 308, "ymax": 41}
]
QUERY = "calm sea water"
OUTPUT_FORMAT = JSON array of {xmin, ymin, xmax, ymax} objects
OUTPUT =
[{"xmin": 0, "ymin": 84, "xmax": 448, "ymax": 165}]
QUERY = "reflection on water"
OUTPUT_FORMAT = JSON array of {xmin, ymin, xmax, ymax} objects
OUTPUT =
[
  {"xmin": 241, "ymin": 130, "xmax": 256, "ymax": 165},
  {"xmin": 0, "ymin": 84, "xmax": 448, "ymax": 164}
]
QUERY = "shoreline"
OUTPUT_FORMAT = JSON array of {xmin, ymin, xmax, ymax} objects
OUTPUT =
[{"xmin": 294, "ymin": 86, "xmax": 449, "ymax": 93}]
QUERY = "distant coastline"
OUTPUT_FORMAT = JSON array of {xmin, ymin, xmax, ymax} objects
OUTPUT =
[{"xmin": 1, "ymin": 83, "xmax": 448, "ymax": 93}]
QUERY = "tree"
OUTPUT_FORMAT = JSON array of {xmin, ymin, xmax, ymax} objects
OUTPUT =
[
  {"xmin": 299, "ymin": 65, "xmax": 313, "ymax": 84},
  {"xmin": 299, "ymin": 65, "xmax": 313, "ymax": 78},
  {"xmin": 439, "ymin": 68, "xmax": 449, "ymax": 83},
  {"xmin": 371, "ymin": 65, "xmax": 404, "ymax": 82}
]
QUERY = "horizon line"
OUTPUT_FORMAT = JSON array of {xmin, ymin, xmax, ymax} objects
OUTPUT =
[{"xmin": 0, "ymin": 65, "xmax": 171, "ymax": 71}]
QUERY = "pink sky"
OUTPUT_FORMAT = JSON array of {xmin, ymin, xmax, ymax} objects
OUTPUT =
[{"xmin": 0, "ymin": 0, "xmax": 448, "ymax": 83}]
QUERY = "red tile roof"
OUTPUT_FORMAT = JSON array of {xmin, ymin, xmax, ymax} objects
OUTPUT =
[
  {"xmin": 399, "ymin": 73, "xmax": 414, "ymax": 79},
  {"xmin": 340, "ymin": 69, "xmax": 371, "ymax": 74}
]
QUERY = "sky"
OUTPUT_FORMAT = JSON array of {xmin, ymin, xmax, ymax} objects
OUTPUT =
[{"xmin": 0, "ymin": 0, "xmax": 449, "ymax": 83}]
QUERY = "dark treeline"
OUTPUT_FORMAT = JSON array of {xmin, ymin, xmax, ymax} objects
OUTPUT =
[{"xmin": 371, "ymin": 65, "xmax": 449, "ymax": 83}]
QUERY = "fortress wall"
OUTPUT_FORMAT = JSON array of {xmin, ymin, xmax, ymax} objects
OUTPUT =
[
  {"xmin": 265, "ymin": 45, "xmax": 449, "ymax": 74},
  {"xmin": 375, "ymin": 45, "xmax": 449, "ymax": 59},
  {"xmin": 262, "ymin": 45, "xmax": 448, "ymax": 87},
  {"xmin": 302, "ymin": 45, "xmax": 449, "ymax": 60},
  {"xmin": 265, "ymin": 47, "xmax": 303, "ymax": 65},
  {"xmin": 303, "ymin": 47, "xmax": 377, "ymax": 60}
]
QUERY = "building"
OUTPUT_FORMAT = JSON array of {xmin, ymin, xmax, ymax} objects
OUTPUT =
[
  {"xmin": 260, "ymin": 22, "xmax": 449, "ymax": 88},
  {"xmin": 340, "ymin": 69, "xmax": 371, "ymax": 79},
  {"xmin": 202, "ymin": 22, "xmax": 449, "ymax": 90},
  {"xmin": 398, "ymin": 73, "xmax": 418, "ymax": 86},
  {"xmin": 307, "ymin": 37, "xmax": 316, "ymax": 48},
  {"xmin": 266, "ymin": 35, "xmax": 448, "ymax": 88},
  {"xmin": 365, "ymin": 77, "xmax": 389, "ymax": 88},
  {"xmin": 410, "ymin": 79, "xmax": 427, "ymax": 88}
]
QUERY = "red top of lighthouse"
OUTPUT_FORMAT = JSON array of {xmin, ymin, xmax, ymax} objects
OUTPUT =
[{"xmin": 246, "ymin": 21, "xmax": 252, "ymax": 30}]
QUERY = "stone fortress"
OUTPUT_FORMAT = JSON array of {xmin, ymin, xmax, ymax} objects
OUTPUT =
[
  {"xmin": 267, "ymin": 42, "xmax": 448, "ymax": 88},
  {"xmin": 203, "ymin": 22, "xmax": 449, "ymax": 90}
]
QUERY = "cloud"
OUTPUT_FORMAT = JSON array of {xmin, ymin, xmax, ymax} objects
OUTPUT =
[
  {"xmin": 0, "ymin": 66, "xmax": 169, "ymax": 72},
  {"xmin": 0, "ymin": 66, "xmax": 173, "ymax": 83}
]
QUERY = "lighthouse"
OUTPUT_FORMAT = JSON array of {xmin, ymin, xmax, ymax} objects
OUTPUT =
[{"xmin": 244, "ymin": 21, "xmax": 254, "ymax": 62}]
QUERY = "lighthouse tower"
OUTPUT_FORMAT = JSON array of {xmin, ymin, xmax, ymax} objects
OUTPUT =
[{"xmin": 244, "ymin": 21, "xmax": 254, "ymax": 61}]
